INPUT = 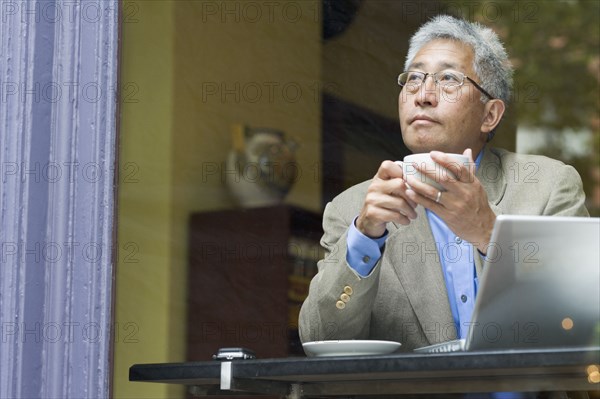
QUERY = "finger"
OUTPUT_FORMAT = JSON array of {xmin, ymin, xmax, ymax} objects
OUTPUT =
[
  {"xmin": 386, "ymin": 209, "xmax": 413, "ymax": 226},
  {"xmin": 372, "ymin": 176, "xmax": 408, "ymax": 196},
  {"xmin": 375, "ymin": 160, "xmax": 405, "ymax": 180},
  {"xmin": 405, "ymin": 187, "xmax": 445, "ymax": 213},
  {"xmin": 368, "ymin": 175, "xmax": 419, "ymax": 218},
  {"xmin": 405, "ymin": 162, "xmax": 449, "ymax": 193},
  {"xmin": 404, "ymin": 174, "xmax": 441, "ymax": 204},
  {"xmin": 370, "ymin": 190, "xmax": 418, "ymax": 220},
  {"xmin": 396, "ymin": 198, "xmax": 418, "ymax": 219},
  {"xmin": 404, "ymin": 195, "xmax": 418, "ymax": 210},
  {"xmin": 463, "ymin": 148, "xmax": 472, "ymax": 160},
  {"xmin": 363, "ymin": 199, "xmax": 414, "ymax": 226},
  {"xmin": 384, "ymin": 179, "xmax": 419, "ymax": 217}
]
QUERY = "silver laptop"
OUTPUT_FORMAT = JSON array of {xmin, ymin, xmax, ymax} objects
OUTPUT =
[{"xmin": 415, "ymin": 215, "xmax": 600, "ymax": 353}]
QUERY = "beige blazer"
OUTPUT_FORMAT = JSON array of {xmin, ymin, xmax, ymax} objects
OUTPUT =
[{"xmin": 299, "ymin": 148, "xmax": 589, "ymax": 351}]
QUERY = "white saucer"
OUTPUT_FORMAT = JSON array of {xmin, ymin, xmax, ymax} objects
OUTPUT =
[{"xmin": 302, "ymin": 340, "xmax": 402, "ymax": 357}]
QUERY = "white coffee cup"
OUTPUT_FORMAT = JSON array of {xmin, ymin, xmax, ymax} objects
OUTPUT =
[{"xmin": 395, "ymin": 153, "xmax": 470, "ymax": 191}]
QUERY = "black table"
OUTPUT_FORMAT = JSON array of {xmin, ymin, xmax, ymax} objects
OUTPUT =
[{"xmin": 130, "ymin": 347, "xmax": 600, "ymax": 398}]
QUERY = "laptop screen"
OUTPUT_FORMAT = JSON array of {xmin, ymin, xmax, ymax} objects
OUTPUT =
[{"xmin": 465, "ymin": 215, "xmax": 600, "ymax": 351}]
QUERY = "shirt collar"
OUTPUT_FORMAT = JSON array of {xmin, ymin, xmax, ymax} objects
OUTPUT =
[{"xmin": 474, "ymin": 147, "xmax": 485, "ymax": 171}]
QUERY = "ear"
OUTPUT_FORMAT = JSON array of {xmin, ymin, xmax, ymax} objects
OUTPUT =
[{"xmin": 480, "ymin": 99, "xmax": 506, "ymax": 133}]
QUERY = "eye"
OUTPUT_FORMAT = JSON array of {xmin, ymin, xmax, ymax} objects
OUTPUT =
[
  {"xmin": 438, "ymin": 71, "xmax": 462, "ymax": 84},
  {"xmin": 406, "ymin": 72, "xmax": 424, "ymax": 82}
]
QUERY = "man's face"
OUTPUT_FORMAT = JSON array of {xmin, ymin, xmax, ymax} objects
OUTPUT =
[{"xmin": 399, "ymin": 39, "xmax": 488, "ymax": 155}]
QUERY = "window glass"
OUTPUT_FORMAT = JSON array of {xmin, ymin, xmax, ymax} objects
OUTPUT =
[{"xmin": 113, "ymin": 1, "xmax": 599, "ymax": 398}]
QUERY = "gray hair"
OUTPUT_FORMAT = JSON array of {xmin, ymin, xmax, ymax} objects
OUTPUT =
[{"xmin": 404, "ymin": 15, "xmax": 513, "ymax": 104}]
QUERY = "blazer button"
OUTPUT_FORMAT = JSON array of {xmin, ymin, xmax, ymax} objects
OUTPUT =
[
  {"xmin": 343, "ymin": 286, "xmax": 353, "ymax": 296},
  {"xmin": 340, "ymin": 293, "xmax": 350, "ymax": 303},
  {"xmin": 336, "ymin": 300, "xmax": 346, "ymax": 310}
]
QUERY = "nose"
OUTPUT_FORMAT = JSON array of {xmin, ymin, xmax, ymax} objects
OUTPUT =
[{"xmin": 414, "ymin": 73, "xmax": 438, "ymax": 107}]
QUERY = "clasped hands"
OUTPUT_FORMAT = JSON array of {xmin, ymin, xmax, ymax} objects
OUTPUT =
[{"xmin": 356, "ymin": 149, "xmax": 496, "ymax": 254}]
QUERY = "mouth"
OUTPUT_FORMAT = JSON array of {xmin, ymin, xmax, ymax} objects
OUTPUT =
[{"xmin": 410, "ymin": 115, "xmax": 438, "ymax": 125}]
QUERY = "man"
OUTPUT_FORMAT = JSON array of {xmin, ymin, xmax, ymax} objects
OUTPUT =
[{"xmin": 299, "ymin": 15, "xmax": 588, "ymax": 352}]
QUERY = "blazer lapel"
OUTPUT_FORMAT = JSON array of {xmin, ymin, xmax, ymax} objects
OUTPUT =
[
  {"xmin": 386, "ymin": 206, "xmax": 456, "ymax": 344},
  {"xmin": 477, "ymin": 147, "xmax": 507, "ymax": 209},
  {"xmin": 473, "ymin": 148, "xmax": 508, "ymax": 276}
]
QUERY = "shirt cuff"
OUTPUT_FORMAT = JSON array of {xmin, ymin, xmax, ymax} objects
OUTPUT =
[{"xmin": 346, "ymin": 216, "xmax": 388, "ymax": 277}]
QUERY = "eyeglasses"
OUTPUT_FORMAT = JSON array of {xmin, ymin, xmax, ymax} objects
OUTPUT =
[{"xmin": 398, "ymin": 70, "xmax": 495, "ymax": 100}]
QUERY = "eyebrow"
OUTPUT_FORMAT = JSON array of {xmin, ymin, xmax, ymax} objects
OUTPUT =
[{"xmin": 408, "ymin": 61, "xmax": 460, "ymax": 70}]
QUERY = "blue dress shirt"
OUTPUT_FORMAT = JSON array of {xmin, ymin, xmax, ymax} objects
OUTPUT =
[{"xmin": 426, "ymin": 209, "xmax": 478, "ymax": 338}]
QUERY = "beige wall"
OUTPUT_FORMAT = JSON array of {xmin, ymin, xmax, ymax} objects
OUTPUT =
[
  {"xmin": 113, "ymin": 1, "xmax": 178, "ymax": 397},
  {"xmin": 113, "ymin": 1, "xmax": 177, "ymax": 398},
  {"xmin": 114, "ymin": 1, "xmax": 321, "ymax": 398},
  {"xmin": 172, "ymin": 1, "xmax": 322, "ymax": 214}
]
